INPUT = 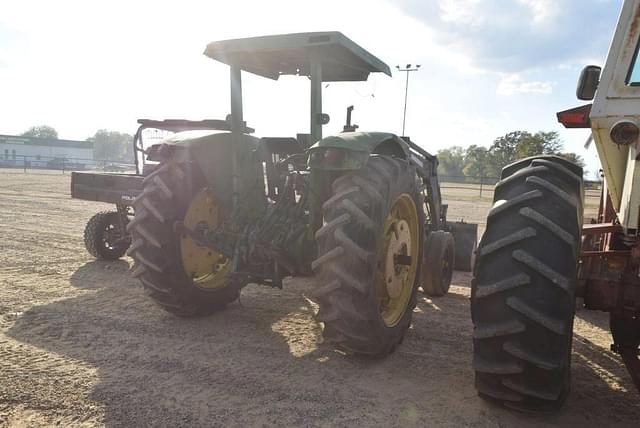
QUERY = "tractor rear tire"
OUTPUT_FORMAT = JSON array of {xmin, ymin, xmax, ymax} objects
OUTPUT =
[
  {"xmin": 471, "ymin": 155, "xmax": 583, "ymax": 412},
  {"xmin": 84, "ymin": 211, "xmax": 130, "ymax": 260},
  {"xmin": 312, "ymin": 155, "xmax": 423, "ymax": 357},
  {"xmin": 421, "ymin": 231, "xmax": 455, "ymax": 297},
  {"xmin": 127, "ymin": 161, "xmax": 242, "ymax": 317}
]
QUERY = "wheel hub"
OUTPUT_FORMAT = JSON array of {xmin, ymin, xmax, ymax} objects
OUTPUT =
[
  {"xmin": 103, "ymin": 224, "xmax": 118, "ymax": 249},
  {"xmin": 378, "ymin": 194, "xmax": 420, "ymax": 327},
  {"xmin": 180, "ymin": 188, "xmax": 230, "ymax": 289},
  {"xmin": 385, "ymin": 220, "xmax": 412, "ymax": 298}
]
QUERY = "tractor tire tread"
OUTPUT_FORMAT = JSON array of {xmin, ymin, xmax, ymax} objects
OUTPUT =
[
  {"xmin": 501, "ymin": 155, "xmax": 583, "ymax": 180},
  {"xmin": 471, "ymin": 155, "xmax": 584, "ymax": 411},
  {"xmin": 129, "ymin": 160, "xmax": 242, "ymax": 317},
  {"xmin": 313, "ymin": 155, "xmax": 421, "ymax": 357}
]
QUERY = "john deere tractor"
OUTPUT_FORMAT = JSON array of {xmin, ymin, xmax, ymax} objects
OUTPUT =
[
  {"xmin": 471, "ymin": 1, "xmax": 640, "ymax": 411},
  {"xmin": 71, "ymin": 32, "xmax": 476, "ymax": 356}
]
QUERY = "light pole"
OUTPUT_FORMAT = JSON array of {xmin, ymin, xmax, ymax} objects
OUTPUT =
[{"xmin": 396, "ymin": 64, "xmax": 420, "ymax": 136}]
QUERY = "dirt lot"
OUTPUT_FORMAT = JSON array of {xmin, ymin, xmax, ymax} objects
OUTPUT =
[{"xmin": 0, "ymin": 171, "xmax": 638, "ymax": 427}]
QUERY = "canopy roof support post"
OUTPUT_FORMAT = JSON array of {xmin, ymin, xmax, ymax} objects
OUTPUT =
[
  {"xmin": 310, "ymin": 58, "xmax": 323, "ymax": 144},
  {"xmin": 230, "ymin": 65, "xmax": 243, "ymax": 210}
]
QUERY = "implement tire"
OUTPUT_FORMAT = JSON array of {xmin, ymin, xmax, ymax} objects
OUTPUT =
[
  {"xmin": 312, "ymin": 155, "xmax": 423, "ymax": 357},
  {"xmin": 449, "ymin": 222, "xmax": 478, "ymax": 272},
  {"xmin": 127, "ymin": 160, "xmax": 242, "ymax": 317},
  {"xmin": 84, "ymin": 211, "xmax": 130, "ymax": 260},
  {"xmin": 421, "ymin": 231, "xmax": 455, "ymax": 297},
  {"xmin": 471, "ymin": 155, "xmax": 583, "ymax": 412}
]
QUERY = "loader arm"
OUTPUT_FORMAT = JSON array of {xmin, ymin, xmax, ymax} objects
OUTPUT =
[{"xmin": 402, "ymin": 137, "xmax": 445, "ymax": 231}]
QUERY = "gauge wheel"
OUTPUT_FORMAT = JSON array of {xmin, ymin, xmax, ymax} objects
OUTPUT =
[{"xmin": 84, "ymin": 211, "xmax": 130, "ymax": 260}]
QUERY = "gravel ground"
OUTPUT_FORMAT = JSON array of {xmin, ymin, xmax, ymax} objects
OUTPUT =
[{"xmin": 0, "ymin": 170, "xmax": 637, "ymax": 427}]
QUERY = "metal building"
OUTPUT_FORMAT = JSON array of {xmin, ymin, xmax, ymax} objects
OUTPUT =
[{"xmin": 0, "ymin": 134, "xmax": 94, "ymax": 169}]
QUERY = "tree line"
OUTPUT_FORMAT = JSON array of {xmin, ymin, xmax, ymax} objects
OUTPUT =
[
  {"xmin": 21, "ymin": 125, "xmax": 134, "ymax": 163},
  {"xmin": 437, "ymin": 130, "xmax": 585, "ymax": 180}
]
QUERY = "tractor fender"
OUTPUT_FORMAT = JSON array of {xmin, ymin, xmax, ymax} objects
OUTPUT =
[
  {"xmin": 147, "ymin": 131, "xmax": 264, "ymax": 212},
  {"xmin": 308, "ymin": 132, "xmax": 410, "ymax": 170}
]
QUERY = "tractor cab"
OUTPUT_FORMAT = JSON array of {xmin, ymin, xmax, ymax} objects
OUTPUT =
[
  {"xmin": 138, "ymin": 32, "xmax": 402, "ymax": 211},
  {"xmin": 134, "ymin": 32, "xmax": 397, "ymax": 192},
  {"xmin": 202, "ymin": 31, "xmax": 391, "ymax": 145}
]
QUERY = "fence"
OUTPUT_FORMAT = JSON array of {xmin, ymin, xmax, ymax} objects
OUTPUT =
[
  {"xmin": 1, "ymin": 156, "xmax": 604, "ymax": 195},
  {"xmin": 0, "ymin": 155, "xmax": 135, "ymax": 173},
  {"xmin": 439, "ymin": 174, "xmax": 602, "ymax": 198}
]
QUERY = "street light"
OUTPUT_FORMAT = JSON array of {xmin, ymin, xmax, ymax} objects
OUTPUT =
[{"xmin": 396, "ymin": 64, "xmax": 421, "ymax": 136}]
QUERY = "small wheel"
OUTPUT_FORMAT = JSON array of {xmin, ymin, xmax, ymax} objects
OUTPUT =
[
  {"xmin": 84, "ymin": 211, "xmax": 130, "ymax": 260},
  {"xmin": 421, "ymin": 231, "xmax": 454, "ymax": 297},
  {"xmin": 449, "ymin": 222, "xmax": 478, "ymax": 272}
]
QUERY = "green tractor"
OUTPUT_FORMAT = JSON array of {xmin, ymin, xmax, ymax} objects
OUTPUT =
[{"xmin": 72, "ymin": 32, "xmax": 477, "ymax": 356}]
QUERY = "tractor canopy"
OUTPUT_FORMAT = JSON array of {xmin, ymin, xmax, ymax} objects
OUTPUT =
[{"xmin": 203, "ymin": 31, "xmax": 391, "ymax": 82}]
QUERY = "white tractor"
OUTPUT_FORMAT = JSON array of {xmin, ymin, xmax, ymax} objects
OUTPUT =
[{"xmin": 471, "ymin": 0, "xmax": 640, "ymax": 411}]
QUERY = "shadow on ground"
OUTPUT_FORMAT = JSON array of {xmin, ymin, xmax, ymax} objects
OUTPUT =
[{"xmin": 6, "ymin": 267, "xmax": 640, "ymax": 426}]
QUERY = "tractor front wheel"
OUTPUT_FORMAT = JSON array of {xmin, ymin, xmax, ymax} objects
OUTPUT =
[
  {"xmin": 421, "ymin": 231, "xmax": 454, "ymax": 297},
  {"xmin": 312, "ymin": 156, "xmax": 423, "ymax": 357}
]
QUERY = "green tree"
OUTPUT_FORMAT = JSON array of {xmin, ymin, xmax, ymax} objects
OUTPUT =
[
  {"xmin": 463, "ymin": 145, "xmax": 491, "ymax": 178},
  {"xmin": 488, "ymin": 130, "xmax": 568, "ymax": 175},
  {"xmin": 515, "ymin": 131, "xmax": 563, "ymax": 158},
  {"xmin": 88, "ymin": 130, "xmax": 134, "ymax": 162},
  {"xmin": 21, "ymin": 125, "xmax": 58, "ymax": 139},
  {"xmin": 436, "ymin": 146, "xmax": 466, "ymax": 177},
  {"xmin": 459, "ymin": 131, "xmax": 585, "ymax": 180},
  {"xmin": 488, "ymin": 131, "xmax": 522, "ymax": 176}
]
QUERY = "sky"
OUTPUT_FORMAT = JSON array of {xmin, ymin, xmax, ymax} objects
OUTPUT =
[{"xmin": 0, "ymin": 0, "xmax": 624, "ymax": 178}]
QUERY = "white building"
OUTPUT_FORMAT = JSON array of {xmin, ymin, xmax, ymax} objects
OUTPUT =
[{"xmin": 0, "ymin": 134, "xmax": 94, "ymax": 169}]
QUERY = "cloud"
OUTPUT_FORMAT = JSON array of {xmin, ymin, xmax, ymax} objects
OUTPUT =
[
  {"xmin": 439, "ymin": 0, "xmax": 484, "ymax": 25},
  {"xmin": 497, "ymin": 74, "xmax": 553, "ymax": 95},
  {"xmin": 519, "ymin": 0, "xmax": 560, "ymax": 23},
  {"xmin": 393, "ymin": 0, "xmax": 621, "ymax": 73}
]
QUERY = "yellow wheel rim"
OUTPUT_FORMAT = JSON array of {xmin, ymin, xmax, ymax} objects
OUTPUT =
[
  {"xmin": 180, "ymin": 188, "xmax": 230, "ymax": 289},
  {"xmin": 377, "ymin": 194, "xmax": 420, "ymax": 327}
]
